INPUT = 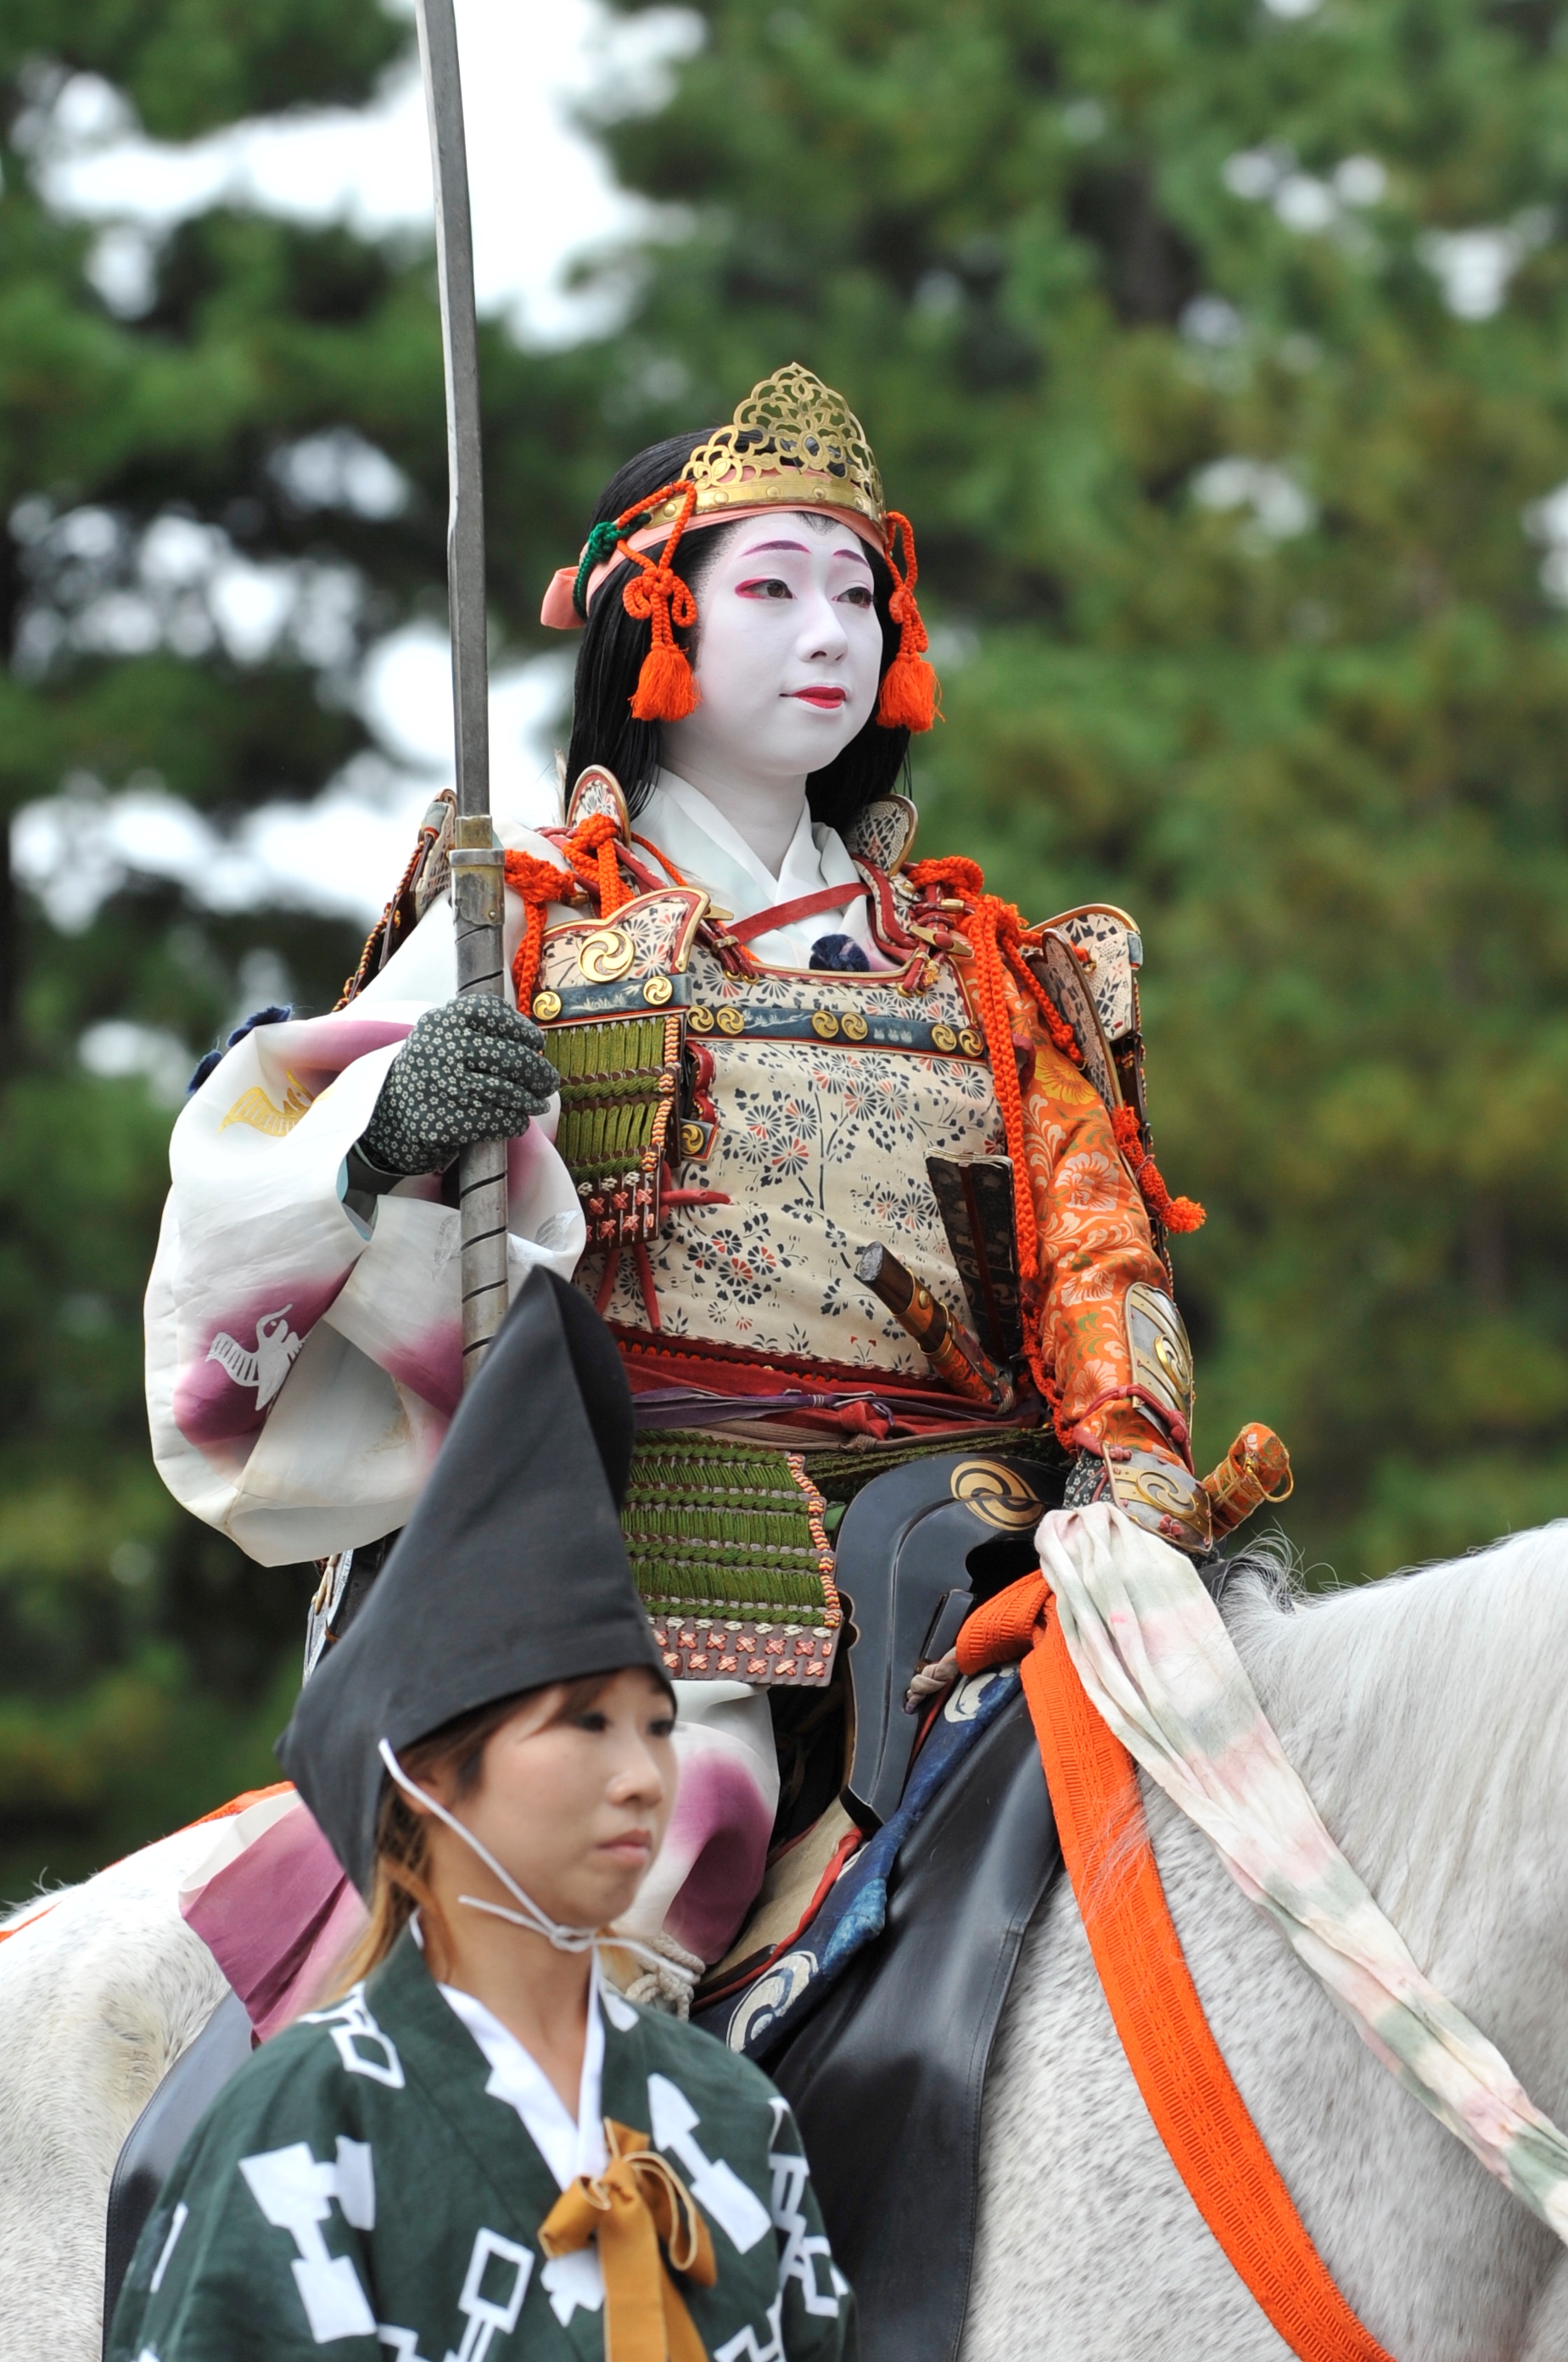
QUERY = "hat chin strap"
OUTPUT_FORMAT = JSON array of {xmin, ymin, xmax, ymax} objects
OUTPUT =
[{"xmin": 378, "ymin": 1738, "xmax": 669, "ymax": 1973}]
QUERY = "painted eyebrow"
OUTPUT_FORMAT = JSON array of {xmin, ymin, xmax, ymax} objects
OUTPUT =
[{"xmin": 735, "ymin": 539, "xmax": 873, "ymax": 566}]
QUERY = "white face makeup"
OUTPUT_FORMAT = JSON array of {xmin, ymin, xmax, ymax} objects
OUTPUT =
[{"xmin": 659, "ymin": 509, "xmax": 883, "ymax": 874}]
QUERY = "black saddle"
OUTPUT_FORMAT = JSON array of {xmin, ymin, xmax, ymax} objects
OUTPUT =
[
  {"xmin": 102, "ymin": 1989, "xmax": 253, "ymax": 2352},
  {"xmin": 755, "ymin": 1445, "xmax": 1066, "ymax": 2362}
]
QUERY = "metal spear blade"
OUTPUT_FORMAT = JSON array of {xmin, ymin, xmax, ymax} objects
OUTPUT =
[{"xmin": 413, "ymin": 0, "xmax": 508, "ymax": 1381}]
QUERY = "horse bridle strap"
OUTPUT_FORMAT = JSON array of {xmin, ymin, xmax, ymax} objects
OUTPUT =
[{"xmin": 959, "ymin": 1570, "xmax": 1397, "ymax": 2362}]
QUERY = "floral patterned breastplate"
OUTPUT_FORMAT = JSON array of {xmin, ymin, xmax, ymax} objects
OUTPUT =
[{"xmin": 529, "ymin": 863, "xmax": 1005, "ymax": 1386}]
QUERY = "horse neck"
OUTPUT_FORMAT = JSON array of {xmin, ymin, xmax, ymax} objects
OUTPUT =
[{"xmin": 1227, "ymin": 1526, "xmax": 1568, "ymax": 2126}]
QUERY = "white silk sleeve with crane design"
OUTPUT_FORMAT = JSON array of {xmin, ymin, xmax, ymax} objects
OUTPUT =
[{"xmin": 145, "ymin": 862, "xmax": 584, "ymax": 1568}]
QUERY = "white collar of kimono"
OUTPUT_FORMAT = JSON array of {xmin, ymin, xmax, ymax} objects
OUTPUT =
[
  {"xmin": 641, "ymin": 770, "xmax": 884, "ymax": 969},
  {"xmin": 378, "ymin": 1737, "xmax": 665, "ymax": 1971},
  {"xmin": 439, "ymin": 1973, "xmax": 608, "ymax": 2191}
]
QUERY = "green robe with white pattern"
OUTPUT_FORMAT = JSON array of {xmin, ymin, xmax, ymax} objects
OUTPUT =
[{"xmin": 109, "ymin": 1932, "xmax": 856, "ymax": 2362}]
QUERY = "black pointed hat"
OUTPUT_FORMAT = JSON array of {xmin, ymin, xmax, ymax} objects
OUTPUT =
[{"xmin": 277, "ymin": 1268, "xmax": 663, "ymax": 1891}]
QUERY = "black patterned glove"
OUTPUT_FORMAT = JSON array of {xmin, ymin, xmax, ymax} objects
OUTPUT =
[{"xmin": 355, "ymin": 997, "xmax": 557, "ymax": 1178}]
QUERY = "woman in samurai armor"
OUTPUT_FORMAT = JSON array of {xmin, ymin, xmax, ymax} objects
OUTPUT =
[
  {"xmin": 111, "ymin": 1269, "xmax": 855, "ymax": 2362},
  {"xmin": 147, "ymin": 363, "xmax": 1281, "ymax": 2013}
]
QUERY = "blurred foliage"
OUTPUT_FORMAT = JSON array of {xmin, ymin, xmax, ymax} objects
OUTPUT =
[
  {"xmin": 8, "ymin": 0, "xmax": 1568, "ymax": 1894},
  {"xmin": 0, "ymin": 0, "xmax": 438, "ymax": 1899}
]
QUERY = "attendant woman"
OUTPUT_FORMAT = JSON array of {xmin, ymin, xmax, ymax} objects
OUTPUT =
[{"xmin": 110, "ymin": 1269, "xmax": 855, "ymax": 2362}]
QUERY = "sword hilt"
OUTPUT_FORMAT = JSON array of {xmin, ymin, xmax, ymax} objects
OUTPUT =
[{"xmin": 855, "ymin": 1244, "xmax": 1016, "ymax": 1413}]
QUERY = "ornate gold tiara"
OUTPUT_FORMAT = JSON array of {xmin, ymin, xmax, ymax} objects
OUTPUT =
[{"xmin": 644, "ymin": 363, "xmax": 885, "ymax": 530}]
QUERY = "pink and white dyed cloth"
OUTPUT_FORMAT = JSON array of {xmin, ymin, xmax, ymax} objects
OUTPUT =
[
  {"xmin": 146, "ymin": 860, "xmax": 584, "ymax": 1566},
  {"xmin": 1039, "ymin": 1504, "xmax": 1568, "ymax": 2246},
  {"xmin": 178, "ymin": 1682, "xmax": 781, "ymax": 2034}
]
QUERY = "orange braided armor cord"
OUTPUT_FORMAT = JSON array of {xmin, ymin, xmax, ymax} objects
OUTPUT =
[
  {"xmin": 875, "ymin": 510, "xmax": 940, "ymax": 731},
  {"xmin": 506, "ymin": 814, "xmax": 638, "ymax": 1007},
  {"xmin": 904, "ymin": 857, "xmax": 1167, "ymax": 1429},
  {"xmin": 559, "ymin": 809, "xmax": 633, "ymax": 919},
  {"xmin": 504, "ymin": 847, "xmax": 574, "ymax": 1009},
  {"xmin": 957, "ymin": 1578, "xmax": 1399, "ymax": 2362},
  {"xmin": 540, "ymin": 2119, "xmax": 716, "ymax": 2362},
  {"xmin": 618, "ymin": 478, "xmax": 700, "ymax": 722},
  {"xmin": 1111, "ymin": 1102, "xmax": 1205, "ymax": 1234},
  {"xmin": 1202, "ymin": 1423, "xmax": 1294, "ymax": 1536},
  {"xmin": 904, "ymin": 859, "xmax": 1044, "ymax": 1290}
]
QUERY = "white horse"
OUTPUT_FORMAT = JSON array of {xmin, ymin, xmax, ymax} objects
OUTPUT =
[
  {"xmin": 966, "ymin": 1522, "xmax": 1568, "ymax": 2359},
  {"xmin": 0, "ymin": 1819, "xmax": 228, "ymax": 2361},
  {"xmin": 8, "ymin": 1522, "xmax": 1568, "ymax": 2359}
]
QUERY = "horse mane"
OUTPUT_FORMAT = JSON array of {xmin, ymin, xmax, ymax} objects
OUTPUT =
[{"xmin": 1217, "ymin": 1519, "xmax": 1568, "ymax": 1970}]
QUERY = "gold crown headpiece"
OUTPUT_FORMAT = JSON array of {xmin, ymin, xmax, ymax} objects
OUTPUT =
[
  {"xmin": 646, "ymin": 362, "xmax": 885, "ymax": 532},
  {"xmin": 540, "ymin": 364, "xmax": 937, "ymax": 733}
]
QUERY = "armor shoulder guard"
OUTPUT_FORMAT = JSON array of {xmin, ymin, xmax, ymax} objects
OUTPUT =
[
  {"xmin": 842, "ymin": 792, "xmax": 918, "ymax": 874},
  {"xmin": 1036, "ymin": 903, "xmax": 1142, "ymax": 1047},
  {"xmin": 1020, "ymin": 902, "xmax": 1146, "ymax": 1122}
]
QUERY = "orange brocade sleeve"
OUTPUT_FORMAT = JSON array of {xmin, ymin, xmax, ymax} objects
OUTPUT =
[{"xmin": 1002, "ymin": 970, "xmax": 1169, "ymax": 1446}]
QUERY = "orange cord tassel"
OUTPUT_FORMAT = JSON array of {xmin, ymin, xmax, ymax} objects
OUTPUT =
[
  {"xmin": 504, "ymin": 848, "xmax": 574, "ymax": 1010},
  {"xmin": 876, "ymin": 511, "xmax": 940, "ymax": 732},
  {"xmin": 617, "ymin": 479, "xmax": 701, "ymax": 723},
  {"xmin": 907, "ymin": 855, "xmax": 1054, "ymax": 1396},
  {"xmin": 1112, "ymin": 1104, "xmax": 1206, "ymax": 1234}
]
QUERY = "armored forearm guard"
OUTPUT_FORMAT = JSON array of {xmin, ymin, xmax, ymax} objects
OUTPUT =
[
  {"xmin": 1103, "ymin": 1446, "xmax": 1214, "ymax": 1556},
  {"xmin": 1123, "ymin": 1282, "xmax": 1196, "ymax": 1452}
]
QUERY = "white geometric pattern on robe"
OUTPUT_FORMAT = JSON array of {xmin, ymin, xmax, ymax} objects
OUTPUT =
[
  {"xmin": 648, "ymin": 2074, "xmax": 771, "ymax": 2252},
  {"xmin": 715, "ymin": 2292, "xmax": 787, "ymax": 2362},
  {"xmin": 439, "ymin": 1979, "xmax": 607, "ymax": 2326},
  {"xmin": 110, "ymin": 1931, "xmax": 854, "ymax": 2362},
  {"xmin": 238, "ymin": 2137, "xmax": 377, "ymax": 2342},
  {"xmin": 377, "ymin": 2227, "xmax": 534, "ymax": 2362},
  {"xmin": 764, "ymin": 2102, "xmax": 848, "ymax": 2319},
  {"xmin": 148, "ymin": 2202, "xmax": 188, "ymax": 2293},
  {"xmin": 299, "ymin": 1984, "xmax": 406, "ymax": 2086}
]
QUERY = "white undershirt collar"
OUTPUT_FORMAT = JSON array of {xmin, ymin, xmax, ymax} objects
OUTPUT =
[
  {"xmin": 438, "ymin": 1971, "xmax": 608, "ymax": 2191},
  {"xmin": 641, "ymin": 770, "xmax": 893, "ymax": 972}
]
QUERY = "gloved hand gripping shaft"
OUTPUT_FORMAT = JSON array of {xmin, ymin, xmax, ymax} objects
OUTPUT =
[{"xmin": 356, "ymin": 996, "xmax": 557, "ymax": 1178}]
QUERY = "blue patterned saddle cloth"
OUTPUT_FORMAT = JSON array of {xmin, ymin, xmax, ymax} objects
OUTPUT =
[{"xmin": 693, "ymin": 1662, "xmax": 1020, "ymax": 2057}]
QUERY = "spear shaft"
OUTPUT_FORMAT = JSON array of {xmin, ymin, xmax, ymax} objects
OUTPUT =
[{"xmin": 413, "ymin": 0, "xmax": 509, "ymax": 1382}]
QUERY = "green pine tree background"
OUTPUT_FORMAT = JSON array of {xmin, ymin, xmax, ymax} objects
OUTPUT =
[{"xmin": 6, "ymin": 0, "xmax": 1568, "ymax": 1897}]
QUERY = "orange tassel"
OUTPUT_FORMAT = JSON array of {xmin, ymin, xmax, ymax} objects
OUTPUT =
[
  {"xmin": 876, "ymin": 511, "xmax": 940, "ymax": 732},
  {"xmin": 619, "ymin": 479, "xmax": 701, "ymax": 725},
  {"xmin": 630, "ymin": 638, "xmax": 699, "ymax": 723},
  {"xmin": 1111, "ymin": 1105, "xmax": 1206, "ymax": 1234}
]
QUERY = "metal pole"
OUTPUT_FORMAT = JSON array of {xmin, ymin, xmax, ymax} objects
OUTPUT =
[{"xmin": 413, "ymin": 0, "xmax": 509, "ymax": 1382}]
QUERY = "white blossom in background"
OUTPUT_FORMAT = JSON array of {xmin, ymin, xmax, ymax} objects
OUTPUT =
[
  {"xmin": 29, "ymin": 0, "xmax": 704, "ymax": 345},
  {"xmin": 1192, "ymin": 458, "xmax": 1317, "ymax": 547},
  {"xmin": 1261, "ymin": 0, "xmax": 1322, "ymax": 18},
  {"xmin": 1418, "ymin": 210, "xmax": 1554, "ymax": 321},
  {"xmin": 270, "ymin": 432, "xmax": 411, "ymax": 520},
  {"xmin": 1061, "ymin": 98, "xmax": 1106, "ymax": 143},
  {"xmin": 11, "ymin": 645, "xmax": 570, "ymax": 934},
  {"xmin": 1522, "ymin": 481, "xmax": 1568, "ymax": 603},
  {"xmin": 78, "ymin": 1020, "xmax": 193, "ymax": 1106},
  {"xmin": 1223, "ymin": 145, "xmax": 1387, "ymax": 239},
  {"xmin": 1180, "ymin": 294, "xmax": 1245, "ymax": 348}
]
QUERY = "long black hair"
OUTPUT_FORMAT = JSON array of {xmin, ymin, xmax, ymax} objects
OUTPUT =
[{"xmin": 563, "ymin": 430, "xmax": 911, "ymax": 828}]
